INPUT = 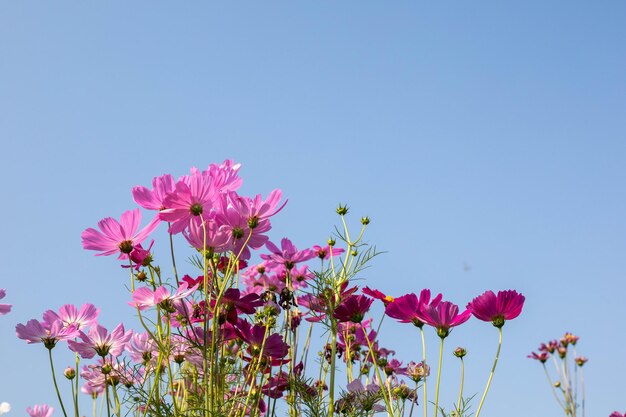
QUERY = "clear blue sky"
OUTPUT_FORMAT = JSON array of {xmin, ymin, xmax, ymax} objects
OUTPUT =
[{"xmin": 1, "ymin": 2, "xmax": 625, "ymax": 416}]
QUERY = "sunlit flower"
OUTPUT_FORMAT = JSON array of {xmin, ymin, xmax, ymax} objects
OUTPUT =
[
  {"xmin": 42, "ymin": 304, "xmax": 99, "ymax": 331},
  {"xmin": 0, "ymin": 289, "xmax": 11, "ymax": 316},
  {"xmin": 132, "ymin": 173, "xmax": 176, "ymax": 211},
  {"xmin": 26, "ymin": 405, "xmax": 53, "ymax": 417},
  {"xmin": 130, "ymin": 282, "xmax": 198, "ymax": 312},
  {"xmin": 82, "ymin": 209, "xmax": 159, "ymax": 259},
  {"xmin": 68, "ymin": 323, "xmax": 132, "ymax": 358},
  {"xmin": 16, "ymin": 319, "xmax": 78, "ymax": 349},
  {"xmin": 385, "ymin": 289, "xmax": 442, "ymax": 327},
  {"xmin": 261, "ymin": 238, "xmax": 315, "ymax": 270}
]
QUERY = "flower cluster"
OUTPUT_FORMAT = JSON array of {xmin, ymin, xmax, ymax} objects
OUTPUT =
[
  {"xmin": 528, "ymin": 333, "xmax": 588, "ymax": 417},
  {"xmin": 12, "ymin": 161, "xmax": 526, "ymax": 417}
]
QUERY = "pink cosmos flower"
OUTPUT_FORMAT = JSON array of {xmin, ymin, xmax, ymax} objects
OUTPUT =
[
  {"xmin": 418, "ymin": 301, "xmax": 472, "ymax": 338},
  {"xmin": 132, "ymin": 173, "xmax": 176, "ymax": 211},
  {"xmin": 126, "ymin": 332, "xmax": 158, "ymax": 364},
  {"xmin": 129, "ymin": 282, "xmax": 198, "ymax": 312},
  {"xmin": 82, "ymin": 209, "xmax": 159, "ymax": 259},
  {"xmin": 42, "ymin": 304, "xmax": 99, "ymax": 331},
  {"xmin": 312, "ymin": 245, "xmax": 345, "ymax": 260},
  {"xmin": 527, "ymin": 351, "xmax": 550, "ymax": 363},
  {"xmin": 212, "ymin": 288, "xmax": 263, "ymax": 324},
  {"xmin": 385, "ymin": 289, "xmax": 442, "ymax": 327},
  {"xmin": 467, "ymin": 290, "xmax": 525, "ymax": 327},
  {"xmin": 261, "ymin": 238, "xmax": 315, "ymax": 270},
  {"xmin": 333, "ymin": 295, "xmax": 374, "ymax": 323},
  {"xmin": 205, "ymin": 160, "xmax": 243, "ymax": 192},
  {"xmin": 68, "ymin": 323, "xmax": 132, "ymax": 358},
  {"xmin": 159, "ymin": 170, "xmax": 217, "ymax": 234},
  {"xmin": 16, "ymin": 319, "xmax": 78, "ymax": 349},
  {"xmin": 539, "ymin": 340, "xmax": 559, "ymax": 354},
  {"xmin": 363, "ymin": 286, "xmax": 394, "ymax": 306},
  {"xmin": 26, "ymin": 405, "xmax": 54, "ymax": 417},
  {"xmin": 236, "ymin": 320, "xmax": 289, "ymax": 361},
  {"xmin": 610, "ymin": 413, "xmax": 625, "ymax": 417},
  {"xmin": 0, "ymin": 289, "xmax": 11, "ymax": 315},
  {"xmin": 183, "ymin": 216, "xmax": 232, "ymax": 253}
]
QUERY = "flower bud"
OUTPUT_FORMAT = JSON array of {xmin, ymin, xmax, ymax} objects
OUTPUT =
[
  {"xmin": 136, "ymin": 271, "xmax": 147, "ymax": 282},
  {"xmin": 336, "ymin": 204, "xmax": 349, "ymax": 216},
  {"xmin": 64, "ymin": 367, "xmax": 76, "ymax": 380},
  {"xmin": 575, "ymin": 356, "xmax": 588, "ymax": 367},
  {"xmin": 327, "ymin": 238, "xmax": 336, "ymax": 247},
  {"xmin": 360, "ymin": 216, "xmax": 370, "ymax": 225},
  {"xmin": 453, "ymin": 347, "xmax": 467, "ymax": 358}
]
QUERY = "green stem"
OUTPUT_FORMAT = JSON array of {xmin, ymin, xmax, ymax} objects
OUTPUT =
[
  {"xmin": 168, "ymin": 224, "xmax": 179, "ymax": 283},
  {"xmin": 542, "ymin": 363, "xmax": 566, "ymax": 411},
  {"xmin": 328, "ymin": 320, "xmax": 338, "ymax": 417},
  {"xmin": 456, "ymin": 358, "xmax": 465, "ymax": 414},
  {"xmin": 420, "ymin": 327, "xmax": 428, "ymax": 417},
  {"xmin": 48, "ymin": 348, "xmax": 69, "ymax": 417},
  {"xmin": 475, "ymin": 327, "xmax": 503, "ymax": 417},
  {"xmin": 433, "ymin": 337, "xmax": 444, "ymax": 417}
]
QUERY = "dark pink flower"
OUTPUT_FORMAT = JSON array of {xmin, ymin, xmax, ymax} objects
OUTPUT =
[
  {"xmin": 16, "ymin": 319, "xmax": 78, "ymax": 349},
  {"xmin": 68, "ymin": 323, "xmax": 132, "ymax": 358},
  {"xmin": 467, "ymin": 290, "xmax": 525, "ymax": 327},
  {"xmin": 132, "ymin": 173, "xmax": 176, "ymax": 211},
  {"xmin": 159, "ymin": 170, "xmax": 217, "ymax": 234},
  {"xmin": 539, "ymin": 340, "xmax": 559, "ymax": 354},
  {"xmin": 0, "ymin": 289, "xmax": 11, "ymax": 315},
  {"xmin": 26, "ymin": 405, "xmax": 54, "ymax": 417},
  {"xmin": 183, "ymin": 216, "xmax": 232, "ymax": 253},
  {"xmin": 385, "ymin": 289, "xmax": 442, "ymax": 328},
  {"xmin": 82, "ymin": 209, "xmax": 159, "ymax": 259},
  {"xmin": 418, "ymin": 301, "xmax": 472, "ymax": 338},
  {"xmin": 363, "ymin": 286, "xmax": 394, "ymax": 307},
  {"xmin": 212, "ymin": 289, "xmax": 263, "ymax": 324},
  {"xmin": 333, "ymin": 295, "xmax": 374, "ymax": 323},
  {"xmin": 610, "ymin": 413, "xmax": 625, "ymax": 417},
  {"xmin": 236, "ymin": 320, "xmax": 289, "ymax": 361},
  {"xmin": 527, "ymin": 351, "xmax": 550, "ymax": 363}
]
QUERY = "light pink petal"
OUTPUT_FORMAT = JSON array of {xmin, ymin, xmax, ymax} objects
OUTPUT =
[{"xmin": 119, "ymin": 209, "xmax": 141, "ymax": 238}]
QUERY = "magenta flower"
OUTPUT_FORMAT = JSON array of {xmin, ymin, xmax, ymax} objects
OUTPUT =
[
  {"xmin": 82, "ymin": 209, "xmax": 159, "ymax": 259},
  {"xmin": 68, "ymin": 323, "xmax": 132, "ymax": 358},
  {"xmin": 385, "ymin": 289, "xmax": 442, "ymax": 328},
  {"xmin": 609, "ymin": 412, "xmax": 625, "ymax": 417},
  {"xmin": 42, "ymin": 304, "xmax": 99, "ymax": 330},
  {"xmin": 418, "ymin": 301, "xmax": 472, "ymax": 338},
  {"xmin": 236, "ymin": 320, "xmax": 289, "ymax": 361},
  {"xmin": 212, "ymin": 288, "xmax": 263, "ymax": 324},
  {"xmin": 16, "ymin": 319, "xmax": 78, "ymax": 349},
  {"xmin": 261, "ymin": 238, "xmax": 315, "ymax": 270},
  {"xmin": 132, "ymin": 173, "xmax": 176, "ymax": 211},
  {"xmin": 183, "ymin": 216, "xmax": 232, "ymax": 253},
  {"xmin": 205, "ymin": 159, "xmax": 243, "ymax": 192},
  {"xmin": 467, "ymin": 290, "xmax": 525, "ymax": 327},
  {"xmin": 527, "ymin": 351, "xmax": 550, "ymax": 363},
  {"xmin": 129, "ymin": 282, "xmax": 198, "ymax": 312},
  {"xmin": 312, "ymin": 244, "xmax": 345, "ymax": 260},
  {"xmin": 333, "ymin": 295, "xmax": 374, "ymax": 323},
  {"xmin": 159, "ymin": 170, "xmax": 217, "ymax": 234},
  {"xmin": 26, "ymin": 405, "xmax": 54, "ymax": 417},
  {"xmin": 363, "ymin": 286, "xmax": 394, "ymax": 307},
  {"xmin": 0, "ymin": 289, "xmax": 11, "ymax": 315}
]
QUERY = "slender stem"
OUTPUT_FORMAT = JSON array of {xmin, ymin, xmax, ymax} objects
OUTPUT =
[
  {"xmin": 74, "ymin": 353, "xmax": 80, "ymax": 417},
  {"xmin": 328, "ymin": 321, "xmax": 338, "ymax": 417},
  {"xmin": 420, "ymin": 327, "xmax": 428, "ymax": 417},
  {"xmin": 580, "ymin": 367, "xmax": 585, "ymax": 417},
  {"xmin": 168, "ymin": 224, "xmax": 179, "ymax": 283},
  {"xmin": 48, "ymin": 348, "xmax": 69, "ymax": 417},
  {"xmin": 542, "ymin": 363, "xmax": 566, "ymax": 411},
  {"xmin": 433, "ymin": 337, "xmax": 444, "ymax": 417},
  {"xmin": 475, "ymin": 327, "xmax": 503, "ymax": 417},
  {"xmin": 104, "ymin": 384, "xmax": 111, "ymax": 417},
  {"xmin": 456, "ymin": 358, "xmax": 465, "ymax": 414}
]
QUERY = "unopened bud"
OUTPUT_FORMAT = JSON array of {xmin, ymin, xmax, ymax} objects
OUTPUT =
[
  {"xmin": 360, "ymin": 216, "xmax": 370, "ymax": 225},
  {"xmin": 453, "ymin": 347, "xmax": 467, "ymax": 358},
  {"xmin": 64, "ymin": 367, "xmax": 76, "ymax": 380},
  {"xmin": 327, "ymin": 238, "xmax": 336, "ymax": 247},
  {"xmin": 136, "ymin": 271, "xmax": 147, "ymax": 282},
  {"xmin": 575, "ymin": 356, "xmax": 588, "ymax": 367},
  {"xmin": 336, "ymin": 204, "xmax": 349, "ymax": 216}
]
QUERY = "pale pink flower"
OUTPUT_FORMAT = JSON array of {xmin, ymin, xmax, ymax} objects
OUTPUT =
[
  {"xmin": 0, "ymin": 289, "xmax": 11, "ymax": 315},
  {"xmin": 129, "ymin": 282, "xmax": 198, "ymax": 312},
  {"xmin": 159, "ymin": 170, "xmax": 217, "ymax": 234},
  {"xmin": 205, "ymin": 160, "xmax": 243, "ymax": 192},
  {"xmin": 16, "ymin": 319, "xmax": 78, "ymax": 349},
  {"xmin": 42, "ymin": 304, "xmax": 99, "ymax": 330},
  {"xmin": 81, "ymin": 209, "xmax": 159, "ymax": 259},
  {"xmin": 26, "ymin": 405, "xmax": 53, "ymax": 417},
  {"xmin": 68, "ymin": 323, "xmax": 132, "ymax": 358},
  {"xmin": 183, "ymin": 216, "xmax": 232, "ymax": 253},
  {"xmin": 132, "ymin": 173, "xmax": 176, "ymax": 211},
  {"xmin": 261, "ymin": 238, "xmax": 315, "ymax": 270}
]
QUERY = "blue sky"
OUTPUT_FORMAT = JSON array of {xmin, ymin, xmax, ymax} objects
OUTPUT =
[{"xmin": 1, "ymin": 2, "xmax": 625, "ymax": 416}]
